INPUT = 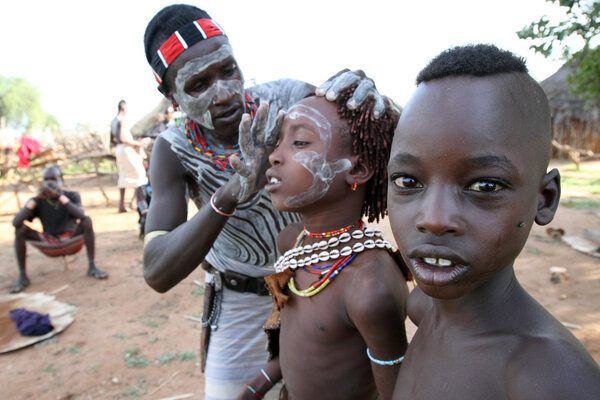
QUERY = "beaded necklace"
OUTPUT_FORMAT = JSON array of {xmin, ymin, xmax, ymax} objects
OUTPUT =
[
  {"xmin": 280, "ymin": 221, "xmax": 394, "ymax": 298},
  {"xmin": 304, "ymin": 220, "xmax": 360, "ymax": 238},
  {"xmin": 184, "ymin": 93, "xmax": 257, "ymax": 174},
  {"xmin": 288, "ymin": 253, "xmax": 358, "ymax": 297},
  {"xmin": 274, "ymin": 226, "xmax": 392, "ymax": 273}
]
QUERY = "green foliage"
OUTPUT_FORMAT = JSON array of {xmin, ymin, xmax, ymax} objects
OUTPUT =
[
  {"xmin": 560, "ymin": 174, "xmax": 600, "ymax": 193},
  {"xmin": 65, "ymin": 346, "xmax": 80, "ymax": 354},
  {"xmin": 0, "ymin": 75, "xmax": 59, "ymax": 131},
  {"xmin": 156, "ymin": 351, "xmax": 197, "ymax": 365},
  {"xmin": 42, "ymin": 364, "xmax": 59, "ymax": 374},
  {"xmin": 125, "ymin": 347, "xmax": 150, "ymax": 368},
  {"xmin": 518, "ymin": 0, "xmax": 600, "ymax": 102},
  {"xmin": 141, "ymin": 319, "xmax": 160, "ymax": 328},
  {"xmin": 561, "ymin": 197, "xmax": 600, "ymax": 209}
]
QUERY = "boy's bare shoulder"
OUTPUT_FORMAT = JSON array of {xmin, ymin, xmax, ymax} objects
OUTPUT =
[
  {"xmin": 345, "ymin": 249, "xmax": 409, "ymax": 320},
  {"xmin": 276, "ymin": 223, "xmax": 303, "ymax": 253},
  {"xmin": 506, "ymin": 324, "xmax": 600, "ymax": 399}
]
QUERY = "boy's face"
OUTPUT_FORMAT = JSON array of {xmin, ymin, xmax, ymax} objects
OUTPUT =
[
  {"xmin": 387, "ymin": 75, "xmax": 559, "ymax": 299},
  {"xmin": 266, "ymin": 96, "xmax": 352, "ymax": 212},
  {"xmin": 164, "ymin": 36, "xmax": 244, "ymax": 139}
]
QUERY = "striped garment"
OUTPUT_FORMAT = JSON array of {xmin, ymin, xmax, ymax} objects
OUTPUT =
[{"xmin": 160, "ymin": 79, "xmax": 313, "ymax": 399}]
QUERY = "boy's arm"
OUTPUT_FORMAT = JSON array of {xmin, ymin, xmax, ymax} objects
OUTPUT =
[
  {"xmin": 346, "ymin": 251, "xmax": 410, "ymax": 400},
  {"xmin": 236, "ymin": 357, "xmax": 282, "ymax": 400},
  {"xmin": 507, "ymin": 335, "xmax": 600, "ymax": 399}
]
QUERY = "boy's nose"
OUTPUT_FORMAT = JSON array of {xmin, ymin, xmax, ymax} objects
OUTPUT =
[
  {"xmin": 415, "ymin": 185, "xmax": 463, "ymax": 236},
  {"xmin": 268, "ymin": 146, "xmax": 282, "ymax": 165}
]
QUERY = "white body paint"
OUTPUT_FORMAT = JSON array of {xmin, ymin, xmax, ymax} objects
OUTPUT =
[
  {"xmin": 173, "ymin": 44, "xmax": 244, "ymax": 129},
  {"xmin": 284, "ymin": 104, "xmax": 351, "ymax": 208}
]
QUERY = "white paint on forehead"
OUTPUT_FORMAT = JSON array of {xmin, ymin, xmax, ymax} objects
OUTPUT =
[
  {"xmin": 283, "ymin": 103, "xmax": 351, "ymax": 208},
  {"xmin": 172, "ymin": 44, "xmax": 243, "ymax": 130}
]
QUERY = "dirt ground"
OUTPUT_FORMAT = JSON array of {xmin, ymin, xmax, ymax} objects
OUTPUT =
[{"xmin": 0, "ymin": 161, "xmax": 598, "ymax": 400}]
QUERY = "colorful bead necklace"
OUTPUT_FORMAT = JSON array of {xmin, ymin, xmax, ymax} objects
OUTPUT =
[
  {"xmin": 304, "ymin": 220, "xmax": 361, "ymax": 238},
  {"xmin": 288, "ymin": 253, "xmax": 358, "ymax": 297},
  {"xmin": 274, "ymin": 226, "xmax": 391, "ymax": 273},
  {"xmin": 184, "ymin": 93, "xmax": 257, "ymax": 174}
]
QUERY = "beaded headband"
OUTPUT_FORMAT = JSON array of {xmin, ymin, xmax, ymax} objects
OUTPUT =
[{"xmin": 150, "ymin": 18, "xmax": 226, "ymax": 85}]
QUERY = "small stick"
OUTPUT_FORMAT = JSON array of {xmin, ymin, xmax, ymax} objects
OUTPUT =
[
  {"xmin": 157, "ymin": 394, "xmax": 194, "ymax": 400},
  {"xmin": 49, "ymin": 284, "xmax": 69, "ymax": 295},
  {"xmin": 184, "ymin": 315, "xmax": 203, "ymax": 323},
  {"xmin": 561, "ymin": 321, "xmax": 582, "ymax": 330},
  {"xmin": 148, "ymin": 371, "xmax": 183, "ymax": 396}
]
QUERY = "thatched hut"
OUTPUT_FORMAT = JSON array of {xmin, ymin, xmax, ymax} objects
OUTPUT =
[{"xmin": 540, "ymin": 64, "xmax": 600, "ymax": 156}]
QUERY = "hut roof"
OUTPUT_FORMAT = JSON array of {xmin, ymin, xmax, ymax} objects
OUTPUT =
[{"xmin": 540, "ymin": 64, "xmax": 600, "ymax": 123}]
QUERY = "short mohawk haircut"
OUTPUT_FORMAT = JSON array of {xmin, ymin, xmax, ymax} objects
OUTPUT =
[{"xmin": 416, "ymin": 44, "xmax": 528, "ymax": 85}]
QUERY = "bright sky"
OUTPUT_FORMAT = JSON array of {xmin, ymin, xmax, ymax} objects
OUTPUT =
[{"xmin": 0, "ymin": 0, "xmax": 566, "ymax": 130}]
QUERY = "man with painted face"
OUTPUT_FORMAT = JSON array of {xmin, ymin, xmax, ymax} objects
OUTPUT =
[
  {"xmin": 9, "ymin": 166, "xmax": 108, "ymax": 293},
  {"xmin": 142, "ymin": 4, "xmax": 386, "ymax": 399}
]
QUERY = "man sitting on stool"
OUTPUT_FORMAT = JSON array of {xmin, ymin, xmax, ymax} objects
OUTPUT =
[{"xmin": 10, "ymin": 166, "xmax": 108, "ymax": 293}]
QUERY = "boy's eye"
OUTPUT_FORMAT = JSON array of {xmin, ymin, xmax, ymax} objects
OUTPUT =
[
  {"xmin": 392, "ymin": 175, "xmax": 422, "ymax": 189},
  {"xmin": 293, "ymin": 140, "xmax": 309, "ymax": 147},
  {"xmin": 467, "ymin": 180, "xmax": 505, "ymax": 192}
]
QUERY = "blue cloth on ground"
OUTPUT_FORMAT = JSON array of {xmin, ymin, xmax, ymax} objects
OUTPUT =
[{"xmin": 9, "ymin": 308, "xmax": 54, "ymax": 336}]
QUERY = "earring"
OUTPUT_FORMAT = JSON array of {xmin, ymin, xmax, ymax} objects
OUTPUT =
[
  {"xmin": 517, "ymin": 222, "xmax": 525, "ymax": 228},
  {"xmin": 351, "ymin": 180, "xmax": 358, "ymax": 192}
]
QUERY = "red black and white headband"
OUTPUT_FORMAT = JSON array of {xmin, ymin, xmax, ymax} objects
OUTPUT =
[{"xmin": 150, "ymin": 18, "xmax": 226, "ymax": 85}]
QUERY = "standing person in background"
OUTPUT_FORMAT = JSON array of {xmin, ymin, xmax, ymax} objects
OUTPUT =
[
  {"xmin": 112, "ymin": 99, "xmax": 150, "ymax": 213},
  {"xmin": 141, "ymin": 4, "xmax": 387, "ymax": 399}
]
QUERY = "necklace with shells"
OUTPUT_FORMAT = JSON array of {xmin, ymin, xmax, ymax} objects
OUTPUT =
[{"xmin": 274, "ymin": 226, "xmax": 394, "ymax": 273}]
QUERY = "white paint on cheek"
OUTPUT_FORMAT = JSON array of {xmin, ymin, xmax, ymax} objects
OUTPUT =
[
  {"xmin": 282, "ymin": 104, "xmax": 351, "ymax": 208},
  {"xmin": 172, "ymin": 44, "xmax": 243, "ymax": 130}
]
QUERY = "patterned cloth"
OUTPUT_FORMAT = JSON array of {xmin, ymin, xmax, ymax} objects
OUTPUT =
[{"xmin": 159, "ymin": 79, "xmax": 313, "ymax": 399}]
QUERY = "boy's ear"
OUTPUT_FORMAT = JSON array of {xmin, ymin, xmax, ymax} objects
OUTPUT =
[
  {"xmin": 534, "ymin": 168, "xmax": 561, "ymax": 226},
  {"xmin": 345, "ymin": 155, "xmax": 374, "ymax": 186}
]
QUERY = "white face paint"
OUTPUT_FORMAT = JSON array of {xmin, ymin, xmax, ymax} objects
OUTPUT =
[
  {"xmin": 173, "ymin": 44, "xmax": 244, "ymax": 129},
  {"xmin": 283, "ymin": 104, "xmax": 351, "ymax": 208}
]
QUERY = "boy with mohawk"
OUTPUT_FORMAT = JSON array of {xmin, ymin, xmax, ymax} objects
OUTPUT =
[{"xmin": 387, "ymin": 44, "xmax": 600, "ymax": 399}]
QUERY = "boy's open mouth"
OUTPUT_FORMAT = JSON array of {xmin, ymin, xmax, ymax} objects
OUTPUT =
[{"xmin": 422, "ymin": 257, "xmax": 453, "ymax": 267}]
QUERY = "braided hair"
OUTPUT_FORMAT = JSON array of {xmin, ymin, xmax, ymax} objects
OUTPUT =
[{"xmin": 335, "ymin": 85, "xmax": 400, "ymax": 223}]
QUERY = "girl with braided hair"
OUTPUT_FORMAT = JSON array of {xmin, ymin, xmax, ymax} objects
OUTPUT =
[
  {"xmin": 142, "ymin": 5, "xmax": 391, "ymax": 400},
  {"xmin": 242, "ymin": 87, "xmax": 411, "ymax": 400}
]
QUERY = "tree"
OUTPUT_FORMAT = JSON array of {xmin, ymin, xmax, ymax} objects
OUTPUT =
[
  {"xmin": 518, "ymin": 0, "xmax": 600, "ymax": 104},
  {"xmin": 0, "ymin": 75, "xmax": 59, "ymax": 131}
]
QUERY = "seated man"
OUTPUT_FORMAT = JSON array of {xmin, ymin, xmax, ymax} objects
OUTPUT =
[{"xmin": 10, "ymin": 166, "xmax": 108, "ymax": 293}]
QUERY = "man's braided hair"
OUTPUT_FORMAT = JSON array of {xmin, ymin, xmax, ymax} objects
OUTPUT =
[{"xmin": 335, "ymin": 85, "xmax": 400, "ymax": 222}]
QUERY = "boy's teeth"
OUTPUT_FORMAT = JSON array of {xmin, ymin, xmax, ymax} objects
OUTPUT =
[
  {"xmin": 270, "ymin": 177, "xmax": 280, "ymax": 184},
  {"xmin": 423, "ymin": 257, "xmax": 452, "ymax": 267}
]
